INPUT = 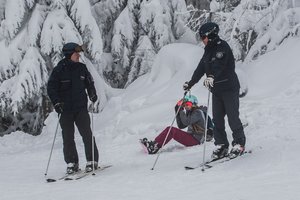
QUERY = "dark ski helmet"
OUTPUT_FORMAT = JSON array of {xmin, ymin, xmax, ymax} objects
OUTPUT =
[
  {"xmin": 62, "ymin": 42, "xmax": 85, "ymax": 58},
  {"xmin": 199, "ymin": 22, "xmax": 219, "ymax": 40}
]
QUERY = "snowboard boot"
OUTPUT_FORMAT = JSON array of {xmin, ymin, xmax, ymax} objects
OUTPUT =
[
  {"xmin": 228, "ymin": 144, "xmax": 245, "ymax": 159},
  {"xmin": 66, "ymin": 163, "xmax": 79, "ymax": 174},
  {"xmin": 211, "ymin": 145, "xmax": 228, "ymax": 161},
  {"xmin": 85, "ymin": 161, "xmax": 98, "ymax": 172}
]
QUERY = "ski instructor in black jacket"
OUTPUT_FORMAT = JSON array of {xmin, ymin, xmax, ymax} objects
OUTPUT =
[
  {"xmin": 47, "ymin": 42, "xmax": 99, "ymax": 174},
  {"xmin": 183, "ymin": 22, "xmax": 246, "ymax": 160}
]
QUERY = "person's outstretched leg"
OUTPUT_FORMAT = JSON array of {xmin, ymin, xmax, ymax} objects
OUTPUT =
[{"xmin": 154, "ymin": 126, "xmax": 199, "ymax": 147}]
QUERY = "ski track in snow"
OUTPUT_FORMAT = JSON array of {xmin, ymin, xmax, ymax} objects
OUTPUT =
[{"xmin": 1, "ymin": 39, "xmax": 300, "ymax": 200}]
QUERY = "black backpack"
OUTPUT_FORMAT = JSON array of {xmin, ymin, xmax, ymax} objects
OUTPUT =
[{"xmin": 198, "ymin": 106, "xmax": 214, "ymax": 130}]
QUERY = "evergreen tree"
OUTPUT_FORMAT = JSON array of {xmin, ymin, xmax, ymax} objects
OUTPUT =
[
  {"xmin": 0, "ymin": 0, "xmax": 105, "ymax": 136},
  {"xmin": 110, "ymin": 6, "xmax": 134, "ymax": 88},
  {"xmin": 111, "ymin": 0, "xmax": 190, "ymax": 87},
  {"xmin": 66, "ymin": 0, "xmax": 103, "ymax": 61},
  {"xmin": 91, "ymin": 0, "xmax": 127, "ymax": 52},
  {"xmin": 0, "ymin": 0, "xmax": 6, "ymax": 23},
  {"xmin": 169, "ymin": 0, "xmax": 190, "ymax": 40},
  {"xmin": 0, "ymin": 1, "xmax": 49, "ymax": 135},
  {"xmin": 186, "ymin": 0, "xmax": 300, "ymax": 62}
]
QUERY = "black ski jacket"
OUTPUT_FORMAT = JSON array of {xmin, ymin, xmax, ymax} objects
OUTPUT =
[
  {"xmin": 188, "ymin": 37, "xmax": 240, "ymax": 93},
  {"xmin": 47, "ymin": 58, "xmax": 97, "ymax": 112}
]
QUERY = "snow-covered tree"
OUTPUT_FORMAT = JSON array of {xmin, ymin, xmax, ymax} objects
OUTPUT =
[
  {"xmin": 66, "ymin": 0, "xmax": 103, "ymax": 61},
  {"xmin": 218, "ymin": 0, "xmax": 300, "ymax": 61},
  {"xmin": 91, "ymin": 0, "xmax": 127, "ymax": 52},
  {"xmin": 0, "ymin": 0, "xmax": 106, "ymax": 136},
  {"xmin": 0, "ymin": 0, "xmax": 6, "ymax": 23},
  {"xmin": 186, "ymin": 1, "xmax": 212, "ymax": 32},
  {"xmin": 110, "ymin": 0, "xmax": 191, "ymax": 88},
  {"xmin": 239, "ymin": 0, "xmax": 300, "ymax": 61},
  {"xmin": 186, "ymin": 0, "xmax": 300, "ymax": 61},
  {"xmin": 126, "ymin": 35, "xmax": 155, "ymax": 86},
  {"xmin": 185, "ymin": 0, "xmax": 210, "ymax": 11},
  {"xmin": 40, "ymin": 2, "xmax": 82, "ymax": 65},
  {"xmin": 110, "ymin": 6, "xmax": 134, "ymax": 88},
  {"xmin": 168, "ymin": 0, "xmax": 190, "ymax": 40},
  {"xmin": 0, "ymin": 1, "xmax": 49, "ymax": 135}
]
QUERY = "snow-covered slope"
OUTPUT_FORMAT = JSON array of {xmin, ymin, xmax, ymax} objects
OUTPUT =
[{"xmin": 1, "ymin": 38, "xmax": 300, "ymax": 200}]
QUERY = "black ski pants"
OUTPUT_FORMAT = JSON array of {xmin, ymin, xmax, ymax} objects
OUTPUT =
[
  {"xmin": 59, "ymin": 110, "xmax": 99, "ymax": 164},
  {"xmin": 212, "ymin": 89, "xmax": 245, "ymax": 148}
]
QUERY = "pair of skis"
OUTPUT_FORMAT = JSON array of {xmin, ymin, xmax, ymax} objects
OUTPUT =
[
  {"xmin": 185, "ymin": 150, "xmax": 252, "ymax": 171},
  {"xmin": 46, "ymin": 165, "xmax": 112, "ymax": 183}
]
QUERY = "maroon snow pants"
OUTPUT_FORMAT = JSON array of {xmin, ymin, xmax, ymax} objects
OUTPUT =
[{"xmin": 154, "ymin": 126, "xmax": 200, "ymax": 148}]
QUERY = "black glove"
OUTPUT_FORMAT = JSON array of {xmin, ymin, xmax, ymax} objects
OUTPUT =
[
  {"xmin": 175, "ymin": 104, "xmax": 183, "ymax": 112},
  {"xmin": 90, "ymin": 94, "xmax": 98, "ymax": 103},
  {"xmin": 175, "ymin": 100, "xmax": 184, "ymax": 112},
  {"xmin": 54, "ymin": 103, "xmax": 63, "ymax": 114},
  {"xmin": 183, "ymin": 81, "xmax": 191, "ymax": 91}
]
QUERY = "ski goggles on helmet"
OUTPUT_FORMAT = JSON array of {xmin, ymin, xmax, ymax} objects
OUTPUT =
[
  {"xmin": 62, "ymin": 43, "xmax": 86, "ymax": 57},
  {"xmin": 176, "ymin": 100, "xmax": 193, "ymax": 107},
  {"xmin": 184, "ymin": 101, "xmax": 193, "ymax": 107},
  {"xmin": 74, "ymin": 44, "xmax": 86, "ymax": 53}
]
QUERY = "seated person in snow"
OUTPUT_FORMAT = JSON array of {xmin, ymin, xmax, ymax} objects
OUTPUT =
[{"xmin": 140, "ymin": 95, "xmax": 214, "ymax": 154}]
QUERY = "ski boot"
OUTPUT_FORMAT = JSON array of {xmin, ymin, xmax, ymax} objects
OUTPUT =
[
  {"xmin": 147, "ymin": 140, "xmax": 160, "ymax": 154},
  {"xmin": 140, "ymin": 138, "xmax": 150, "ymax": 153},
  {"xmin": 85, "ymin": 161, "xmax": 98, "ymax": 172},
  {"xmin": 228, "ymin": 144, "xmax": 245, "ymax": 159},
  {"xmin": 66, "ymin": 163, "xmax": 79, "ymax": 174},
  {"xmin": 140, "ymin": 138, "xmax": 160, "ymax": 154},
  {"xmin": 211, "ymin": 145, "xmax": 228, "ymax": 161}
]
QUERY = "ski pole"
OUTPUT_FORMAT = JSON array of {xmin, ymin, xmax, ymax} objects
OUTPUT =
[
  {"xmin": 91, "ymin": 102, "xmax": 96, "ymax": 175},
  {"xmin": 44, "ymin": 114, "xmax": 61, "ymax": 177},
  {"xmin": 151, "ymin": 91, "xmax": 188, "ymax": 170},
  {"xmin": 201, "ymin": 89, "xmax": 211, "ymax": 172}
]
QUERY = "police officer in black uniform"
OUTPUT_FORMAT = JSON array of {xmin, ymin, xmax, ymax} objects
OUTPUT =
[
  {"xmin": 183, "ymin": 22, "xmax": 246, "ymax": 159},
  {"xmin": 47, "ymin": 42, "xmax": 99, "ymax": 174}
]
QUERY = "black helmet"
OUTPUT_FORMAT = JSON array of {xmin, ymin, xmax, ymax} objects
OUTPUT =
[
  {"xmin": 62, "ymin": 42, "xmax": 85, "ymax": 58},
  {"xmin": 199, "ymin": 22, "xmax": 219, "ymax": 40}
]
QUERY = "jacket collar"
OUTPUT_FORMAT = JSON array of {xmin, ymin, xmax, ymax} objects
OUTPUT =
[{"xmin": 205, "ymin": 36, "xmax": 221, "ymax": 49}]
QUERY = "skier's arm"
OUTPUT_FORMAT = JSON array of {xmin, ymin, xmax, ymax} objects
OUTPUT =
[
  {"xmin": 175, "ymin": 105, "xmax": 187, "ymax": 129},
  {"xmin": 47, "ymin": 69, "xmax": 61, "ymax": 105},
  {"xmin": 178, "ymin": 110, "xmax": 189, "ymax": 126},
  {"xmin": 85, "ymin": 69, "xmax": 97, "ymax": 100},
  {"xmin": 179, "ymin": 109, "xmax": 204, "ymax": 126},
  {"xmin": 188, "ymin": 58, "xmax": 205, "ymax": 88}
]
